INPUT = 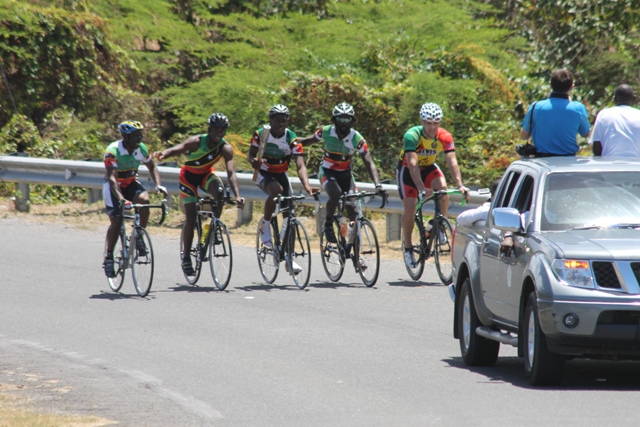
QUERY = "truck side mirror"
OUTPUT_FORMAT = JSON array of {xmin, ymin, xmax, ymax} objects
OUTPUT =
[{"xmin": 492, "ymin": 207, "xmax": 523, "ymax": 233}]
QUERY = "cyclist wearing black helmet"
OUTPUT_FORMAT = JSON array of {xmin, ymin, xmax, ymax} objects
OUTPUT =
[
  {"xmin": 103, "ymin": 120, "xmax": 167, "ymax": 278},
  {"xmin": 396, "ymin": 103, "xmax": 470, "ymax": 268},
  {"xmin": 154, "ymin": 113, "xmax": 245, "ymax": 276},
  {"xmin": 296, "ymin": 102, "xmax": 384, "ymax": 243},
  {"xmin": 247, "ymin": 104, "xmax": 318, "ymax": 255}
]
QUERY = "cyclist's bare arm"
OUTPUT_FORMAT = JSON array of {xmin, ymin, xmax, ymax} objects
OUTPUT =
[
  {"xmin": 293, "ymin": 134, "xmax": 321, "ymax": 147},
  {"xmin": 106, "ymin": 167, "xmax": 126, "ymax": 203},
  {"xmin": 294, "ymin": 154, "xmax": 318, "ymax": 195},
  {"xmin": 360, "ymin": 151, "xmax": 382, "ymax": 188},
  {"xmin": 222, "ymin": 145, "xmax": 245, "ymax": 209},
  {"xmin": 153, "ymin": 135, "xmax": 200, "ymax": 160},
  {"xmin": 444, "ymin": 151, "xmax": 470, "ymax": 201}
]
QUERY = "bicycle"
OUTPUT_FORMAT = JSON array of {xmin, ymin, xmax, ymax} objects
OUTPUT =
[
  {"xmin": 255, "ymin": 194, "xmax": 312, "ymax": 290},
  {"xmin": 180, "ymin": 189, "xmax": 235, "ymax": 290},
  {"xmin": 319, "ymin": 190, "xmax": 387, "ymax": 287},
  {"xmin": 107, "ymin": 199, "xmax": 168, "ymax": 297},
  {"xmin": 404, "ymin": 189, "xmax": 461, "ymax": 285}
]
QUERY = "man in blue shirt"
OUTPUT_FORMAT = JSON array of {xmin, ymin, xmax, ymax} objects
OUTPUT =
[{"xmin": 520, "ymin": 69, "xmax": 590, "ymax": 156}]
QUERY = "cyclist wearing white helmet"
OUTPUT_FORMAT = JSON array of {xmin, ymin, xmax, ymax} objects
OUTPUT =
[
  {"xmin": 396, "ymin": 103, "xmax": 470, "ymax": 268},
  {"xmin": 154, "ymin": 113, "xmax": 245, "ymax": 276},
  {"xmin": 103, "ymin": 120, "xmax": 168, "ymax": 278},
  {"xmin": 297, "ymin": 102, "xmax": 385, "ymax": 244},
  {"xmin": 248, "ymin": 105, "xmax": 318, "ymax": 253}
]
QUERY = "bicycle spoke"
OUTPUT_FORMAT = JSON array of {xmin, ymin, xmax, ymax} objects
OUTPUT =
[
  {"xmin": 256, "ymin": 218, "xmax": 279, "ymax": 284},
  {"xmin": 209, "ymin": 221, "xmax": 233, "ymax": 290},
  {"xmin": 434, "ymin": 217, "xmax": 454, "ymax": 285},
  {"xmin": 356, "ymin": 219, "xmax": 380, "ymax": 287},
  {"xmin": 287, "ymin": 220, "xmax": 311, "ymax": 289},
  {"xmin": 320, "ymin": 218, "xmax": 345, "ymax": 282},
  {"xmin": 131, "ymin": 228, "xmax": 154, "ymax": 297},
  {"xmin": 405, "ymin": 217, "xmax": 426, "ymax": 280}
]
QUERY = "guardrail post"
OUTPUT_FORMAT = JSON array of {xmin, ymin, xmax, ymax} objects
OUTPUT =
[
  {"xmin": 237, "ymin": 201, "xmax": 253, "ymax": 226},
  {"xmin": 14, "ymin": 182, "xmax": 30, "ymax": 212},
  {"xmin": 87, "ymin": 188, "xmax": 102, "ymax": 204},
  {"xmin": 315, "ymin": 206, "xmax": 327, "ymax": 236},
  {"xmin": 386, "ymin": 213, "xmax": 402, "ymax": 242}
]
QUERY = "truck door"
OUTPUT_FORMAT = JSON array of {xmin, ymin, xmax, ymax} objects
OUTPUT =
[
  {"xmin": 498, "ymin": 174, "xmax": 535, "ymax": 322},
  {"xmin": 480, "ymin": 170, "xmax": 520, "ymax": 320}
]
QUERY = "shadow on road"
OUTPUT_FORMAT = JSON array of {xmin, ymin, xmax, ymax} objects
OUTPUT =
[
  {"xmin": 167, "ymin": 284, "xmax": 228, "ymax": 293},
  {"xmin": 387, "ymin": 279, "xmax": 445, "ymax": 287},
  {"xmin": 443, "ymin": 356, "xmax": 640, "ymax": 390},
  {"xmin": 89, "ymin": 291, "xmax": 154, "ymax": 300},
  {"xmin": 309, "ymin": 280, "xmax": 378, "ymax": 289}
]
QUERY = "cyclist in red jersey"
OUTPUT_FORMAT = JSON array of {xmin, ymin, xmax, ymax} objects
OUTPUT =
[
  {"xmin": 154, "ymin": 113, "xmax": 245, "ymax": 276},
  {"xmin": 396, "ymin": 103, "xmax": 470, "ymax": 268}
]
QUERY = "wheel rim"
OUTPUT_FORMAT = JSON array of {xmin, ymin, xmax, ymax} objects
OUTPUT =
[
  {"xmin": 405, "ymin": 218, "xmax": 425, "ymax": 280},
  {"xmin": 462, "ymin": 291, "xmax": 471, "ymax": 351},
  {"xmin": 527, "ymin": 308, "xmax": 536, "ymax": 367},
  {"xmin": 107, "ymin": 235, "xmax": 126, "ymax": 292},
  {"xmin": 357, "ymin": 220, "xmax": 380, "ymax": 287},
  {"xmin": 256, "ymin": 218, "xmax": 279, "ymax": 284},
  {"xmin": 180, "ymin": 221, "xmax": 202, "ymax": 285},
  {"xmin": 288, "ymin": 221, "xmax": 311, "ymax": 289},
  {"xmin": 320, "ymin": 218, "xmax": 345, "ymax": 282},
  {"xmin": 434, "ymin": 218, "xmax": 453, "ymax": 285},
  {"xmin": 210, "ymin": 222, "xmax": 232, "ymax": 290},
  {"xmin": 131, "ymin": 228, "xmax": 153, "ymax": 297}
]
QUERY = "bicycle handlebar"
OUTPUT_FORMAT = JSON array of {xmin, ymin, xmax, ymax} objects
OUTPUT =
[
  {"xmin": 273, "ymin": 193, "xmax": 307, "ymax": 217},
  {"xmin": 122, "ymin": 199, "xmax": 168, "ymax": 226},
  {"xmin": 338, "ymin": 190, "xmax": 388, "ymax": 211}
]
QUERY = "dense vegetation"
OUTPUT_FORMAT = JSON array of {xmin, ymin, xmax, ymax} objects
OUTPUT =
[{"xmin": 1, "ymin": 0, "xmax": 639, "ymax": 202}]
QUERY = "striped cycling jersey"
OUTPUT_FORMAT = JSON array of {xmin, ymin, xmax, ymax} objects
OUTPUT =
[
  {"xmin": 250, "ymin": 126, "xmax": 302, "ymax": 174},
  {"xmin": 104, "ymin": 140, "xmax": 151, "ymax": 188},
  {"xmin": 183, "ymin": 134, "xmax": 227, "ymax": 174},
  {"xmin": 399, "ymin": 126, "xmax": 455, "ymax": 168},
  {"xmin": 312, "ymin": 125, "xmax": 369, "ymax": 171}
]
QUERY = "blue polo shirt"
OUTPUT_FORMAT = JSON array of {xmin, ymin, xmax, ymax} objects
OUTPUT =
[{"xmin": 521, "ymin": 92, "xmax": 590, "ymax": 155}]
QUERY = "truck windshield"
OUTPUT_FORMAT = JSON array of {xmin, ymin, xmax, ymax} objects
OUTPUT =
[{"xmin": 541, "ymin": 171, "xmax": 640, "ymax": 231}]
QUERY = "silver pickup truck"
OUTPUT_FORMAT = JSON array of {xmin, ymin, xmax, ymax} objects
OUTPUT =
[{"xmin": 451, "ymin": 157, "xmax": 640, "ymax": 386}]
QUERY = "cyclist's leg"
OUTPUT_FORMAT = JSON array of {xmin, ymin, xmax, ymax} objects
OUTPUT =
[
  {"xmin": 129, "ymin": 181, "xmax": 150, "ymax": 227},
  {"xmin": 204, "ymin": 172, "xmax": 224, "ymax": 218},
  {"xmin": 180, "ymin": 169, "xmax": 201, "ymax": 274},
  {"xmin": 428, "ymin": 165, "xmax": 447, "ymax": 216},
  {"xmin": 397, "ymin": 163, "xmax": 420, "ymax": 250},
  {"xmin": 103, "ymin": 183, "xmax": 124, "ymax": 277}
]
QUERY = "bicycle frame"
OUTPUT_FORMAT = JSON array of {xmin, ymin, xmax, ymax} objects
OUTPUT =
[
  {"xmin": 272, "ymin": 193, "xmax": 307, "ymax": 260},
  {"xmin": 335, "ymin": 191, "xmax": 387, "ymax": 262},
  {"xmin": 413, "ymin": 189, "xmax": 461, "ymax": 262}
]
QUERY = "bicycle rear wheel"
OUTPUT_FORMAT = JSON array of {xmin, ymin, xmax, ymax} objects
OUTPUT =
[
  {"xmin": 131, "ymin": 227, "xmax": 154, "ymax": 297},
  {"xmin": 180, "ymin": 221, "xmax": 202, "ymax": 285},
  {"xmin": 320, "ymin": 217, "xmax": 345, "ymax": 282},
  {"xmin": 209, "ymin": 221, "xmax": 233, "ymax": 290},
  {"xmin": 434, "ymin": 217, "xmax": 454, "ymax": 285},
  {"xmin": 256, "ymin": 217, "xmax": 279, "ymax": 284},
  {"xmin": 355, "ymin": 218, "xmax": 380, "ymax": 287},
  {"xmin": 286, "ymin": 220, "xmax": 311, "ymax": 289},
  {"xmin": 405, "ymin": 217, "xmax": 426, "ymax": 281},
  {"xmin": 107, "ymin": 231, "xmax": 127, "ymax": 292}
]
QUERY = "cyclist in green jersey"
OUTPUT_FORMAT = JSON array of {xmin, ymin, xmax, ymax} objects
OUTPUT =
[
  {"xmin": 296, "ymin": 103, "xmax": 384, "ymax": 243},
  {"xmin": 154, "ymin": 113, "xmax": 245, "ymax": 276},
  {"xmin": 396, "ymin": 103, "xmax": 470, "ymax": 268},
  {"xmin": 103, "ymin": 120, "xmax": 167, "ymax": 278},
  {"xmin": 247, "ymin": 104, "xmax": 318, "ymax": 252}
]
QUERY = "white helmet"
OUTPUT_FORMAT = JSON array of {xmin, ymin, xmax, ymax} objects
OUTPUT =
[
  {"xmin": 332, "ymin": 102, "xmax": 356, "ymax": 118},
  {"xmin": 419, "ymin": 103, "xmax": 443, "ymax": 121}
]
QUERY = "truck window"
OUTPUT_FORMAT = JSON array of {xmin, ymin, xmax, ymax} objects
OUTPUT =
[
  {"xmin": 495, "ymin": 171, "xmax": 521, "ymax": 208},
  {"xmin": 514, "ymin": 175, "xmax": 534, "ymax": 213}
]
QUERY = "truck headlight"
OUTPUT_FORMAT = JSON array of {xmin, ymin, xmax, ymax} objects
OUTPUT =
[{"xmin": 552, "ymin": 259, "xmax": 594, "ymax": 289}]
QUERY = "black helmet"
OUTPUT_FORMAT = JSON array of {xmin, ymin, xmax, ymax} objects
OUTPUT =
[
  {"xmin": 207, "ymin": 113, "xmax": 230, "ymax": 128},
  {"xmin": 332, "ymin": 102, "xmax": 355, "ymax": 118},
  {"xmin": 268, "ymin": 104, "xmax": 290, "ymax": 119}
]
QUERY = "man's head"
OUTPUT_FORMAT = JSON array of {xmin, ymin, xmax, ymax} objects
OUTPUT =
[
  {"xmin": 614, "ymin": 84, "xmax": 636, "ymax": 106},
  {"xmin": 268, "ymin": 104, "xmax": 290, "ymax": 135},
  {"xmin": 331, "ymin": 102, "xmax": 356, "ymax": 133},
  {"xmin": 207, "ymin": 113, "xmax": 230, "ymax": 143},
  {"xmin": 118, "ymin": 121, "xmax": 144, "ymax": 150},
  {"xmin": 550, "ymin": 69, "xmax": 574, "ymax": 93},
  {"xmin": 419, "ymin": 103, "xmax": 443, "ymax": 138}
]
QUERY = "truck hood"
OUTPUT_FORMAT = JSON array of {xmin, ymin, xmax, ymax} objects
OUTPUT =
[{"xmin": 541, "ymin": 229, "xmax": 640, "ymax": 260}]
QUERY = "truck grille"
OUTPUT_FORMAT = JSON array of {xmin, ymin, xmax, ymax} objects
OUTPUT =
[{"xmin": 592, "ymin": 261, "xmax": 622, "ymax": 289}]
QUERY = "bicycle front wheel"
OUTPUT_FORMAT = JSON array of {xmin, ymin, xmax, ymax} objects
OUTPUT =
[
  {"xmin": 209, "ymin": 221, "xmax": 233, "ymax": 290},
  {"xmin": 131, "ymin": 227, "xmax": 154, "ymax": 297},
  {"xmin": 320, "ymin": 217, "xmax": 345, "ymax": 282},
  {"xmin": 434, "ymin": 217, "xmax": 454, "ymax": 285},
  {"xmin": 286, "ymin": 220, "xmax": 311, "ymax": 290},
  {"xmin": 256, "ymin": 217, "xmax": 279, "ymax": 284},
  {"xmin": 355, "ymin": 218, "xmax": 380, "ymax": 287},
  {"xmin": 405, "ymin": 217, "xmax": 426, "ymax": 281},
  {"xmin": 180, "ymin": 221, "xmax": 202, "ymax": 285},
  {"xmin": 107, "ymin": 230, "xmax": 127, "ymax": 292}
]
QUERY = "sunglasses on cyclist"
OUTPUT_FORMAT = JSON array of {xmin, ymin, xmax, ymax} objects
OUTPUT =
[{"xmin": 335, "ymin": 116, "xmax": 353, "ymax": 124}]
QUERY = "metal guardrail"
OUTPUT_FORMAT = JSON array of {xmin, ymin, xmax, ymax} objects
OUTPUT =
[{"xmin": 0, "ymin": 156, "xmax": 488, "ymax": 240}]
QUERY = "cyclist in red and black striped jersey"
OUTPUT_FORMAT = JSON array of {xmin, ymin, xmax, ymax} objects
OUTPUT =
[
  {"xmin": 396, "ymin": 103, "xmax": 470, "ymax": 268},
  {"xmin": 247, "ymin": 104, "xmax": 318, "ymax": 250},
  {"xmin": 297, "ymin": 103, "xmax": 384, "ymax": 243},
  {"xmin": 154, "ymin": 113, "xmax": 245, "ymax": 276}
]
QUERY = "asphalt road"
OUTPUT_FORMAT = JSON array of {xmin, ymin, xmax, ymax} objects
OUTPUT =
[{"xmin": 1, "ymin": 218, "xmax": 640, "ymax": 426}]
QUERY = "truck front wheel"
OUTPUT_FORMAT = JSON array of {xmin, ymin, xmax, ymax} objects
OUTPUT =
[
  {"xmin": 458, "ymin": 278, "xmax": 499, "ymax": 366},
  {"xmin": 523, "ymin": 291, "xmax": 565, "ymax": 386}
]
